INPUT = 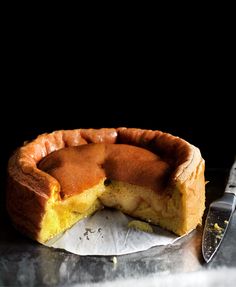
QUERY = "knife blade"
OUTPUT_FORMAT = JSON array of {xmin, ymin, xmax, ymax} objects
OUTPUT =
[{"xmin": 202, "ymin": 160, "xmax": 236, "ymax": 263}]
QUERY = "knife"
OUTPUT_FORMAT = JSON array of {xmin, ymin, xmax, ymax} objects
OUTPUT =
[{"xmin": 202, "ymin": 160, "xmax": 236, "ymax": 263}]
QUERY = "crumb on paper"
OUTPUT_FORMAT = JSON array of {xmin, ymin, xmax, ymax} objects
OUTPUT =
[
  {"xmin": 83, "ymin": 228, "xmax": 95, "ymax": 240},
  {"xmin": 128, "ymin": 220, "xmax": 153, "ymax": 233},
  {"xmin": 111, "ymin": 256, "xmax": 117, "ymax": 264},
  {"xmin": 224, "ymin": 220, "xmax": 229, "ymax": 225}
]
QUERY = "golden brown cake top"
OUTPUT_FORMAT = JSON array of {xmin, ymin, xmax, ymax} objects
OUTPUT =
[
  {"xmin": 8, "ymin": 128, "xmax": 202, "ymax": 199},
  {"xmin": 38, "ymin": 144, "xmax": 171, "ymax": 197}
]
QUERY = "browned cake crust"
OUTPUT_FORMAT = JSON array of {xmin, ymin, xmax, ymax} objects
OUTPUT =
[
  {"xmin": 38, "ymin": 144, "xmax": 171, "ymax": 197},
  {"xmin": 7, "ymin": 128, "xmax": 204, "ymax": 241}
]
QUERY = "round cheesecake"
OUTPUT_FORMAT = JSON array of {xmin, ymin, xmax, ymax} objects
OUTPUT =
[{"xmin": 7, "ymin": 128, "xmax": 205, "ymax": 243}]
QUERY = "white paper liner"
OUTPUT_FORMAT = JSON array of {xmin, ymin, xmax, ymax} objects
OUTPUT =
[{"xmin": 43, "ymin": 210, "xmax": 182, "ymax": 256}]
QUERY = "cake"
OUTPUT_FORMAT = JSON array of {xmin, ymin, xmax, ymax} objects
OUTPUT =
[{"xmin": 7, "ymin": 128, "xmax": 205, "ymax": 243}]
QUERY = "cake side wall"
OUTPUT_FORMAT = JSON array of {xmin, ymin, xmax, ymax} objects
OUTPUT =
[
  {"xmin": 6, "ymin": 176, "xmax": 48, "ymax": 241},
  {"xmin": 179, "ymin": 159, "xmax": 205, "ymax": 234}
]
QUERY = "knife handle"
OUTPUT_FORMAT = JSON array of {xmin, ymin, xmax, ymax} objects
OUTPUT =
[{"xmin": 225, "ymin": 161, "xmax": 236, "ymax": 196}]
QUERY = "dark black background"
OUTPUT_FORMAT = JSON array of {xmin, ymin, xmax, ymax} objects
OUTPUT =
[{"xmin": 1, "ymin": 25, "xmax": 235, "ymax": 214}]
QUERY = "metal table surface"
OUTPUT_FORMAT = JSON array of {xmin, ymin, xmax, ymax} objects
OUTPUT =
[{"xmin": 0, "ymin": 169, "xmax": 236, "ymax": 286}]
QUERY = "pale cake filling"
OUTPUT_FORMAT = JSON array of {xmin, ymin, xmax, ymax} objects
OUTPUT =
[
  {"xmin": 38, "ymin": 143, "xmax": 205, "ymax": 243},
  {"xmin": 39, "ymin": 180, "xmax": 181, "ymax": 243}
]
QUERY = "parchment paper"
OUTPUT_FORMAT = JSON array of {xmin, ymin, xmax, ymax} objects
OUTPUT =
[{"xmin": 44, "ymin": 209, "xmax": 183, "ymax": 255}]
